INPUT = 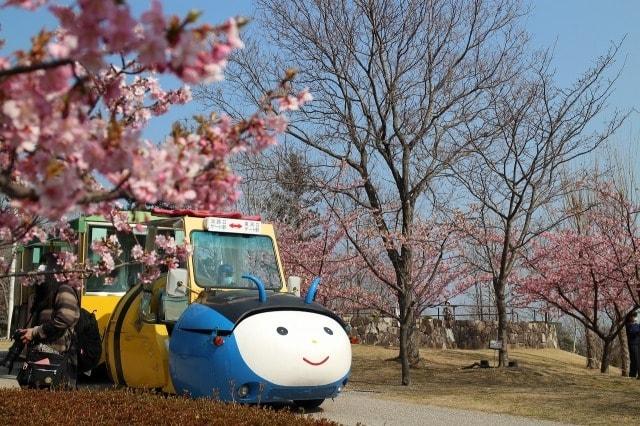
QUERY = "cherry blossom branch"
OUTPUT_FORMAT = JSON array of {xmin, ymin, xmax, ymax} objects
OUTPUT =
[{"xmin": 0, "ymin": 58, "xmax": 74, "ymax": 78}]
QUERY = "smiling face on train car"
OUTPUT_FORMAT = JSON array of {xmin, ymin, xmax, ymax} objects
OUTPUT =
[{"xmin": 233, "ymin": 311, "xmax": 351, "ymax": 387}]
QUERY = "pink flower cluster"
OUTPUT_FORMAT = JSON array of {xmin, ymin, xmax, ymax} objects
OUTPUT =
[
  {"xmin": 90, "ymin": 234, "xmax": 121, "ymax": 276},
  {"xmin": 16, "ymin": 220, "xmax": 85, "ymax": 288},
  {"xmin": 276, "ymin": 213, "xmax": 352, "ymax": 312},
  {"xmin": 45, "ymin": 0, "xmax": 242, "ymax": 81},
  {"xmin": 518, "ymin": 182, "xmax": 640, "ymax": 330},
  {"xmin": 278, "ymin": 89, "xmax": 313, "ymax": 111},
  {"xmin": 2, "ymin": 0, "xmax": 46, "ymax": 10},
  {"xmin": 0, "ymin": 0, "xmax": 311, "ymax": 250},
  {"xmin": 136, "ymin": 235, "xmax": 191, "ymax": 284},
  {"xmin": 276, "ymin": 210, "xmax": 471, "ymax": 316}
]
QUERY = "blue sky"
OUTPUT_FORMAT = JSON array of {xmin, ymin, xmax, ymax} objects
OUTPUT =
[
  {"xmin": 0, "ymin": 0, "xmax": 638, "ymax": 150},
  {"xmin": 526, "ymin": 0, "xmax": 639, "ymax": 155}
]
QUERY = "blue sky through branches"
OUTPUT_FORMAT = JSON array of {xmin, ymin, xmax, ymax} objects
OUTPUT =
[{"xmin": 0, "ymin": 0, "xmax": 637, "ymax": 153}]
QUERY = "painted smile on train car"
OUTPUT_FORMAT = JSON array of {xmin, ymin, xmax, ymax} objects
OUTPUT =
[
  {"xmin": 234, "ymin": 310, "xmax": 351, "ymax": 387},
  {"xmin": 304, "ymin": 355, "xmax": 329, "ymax": 366}
]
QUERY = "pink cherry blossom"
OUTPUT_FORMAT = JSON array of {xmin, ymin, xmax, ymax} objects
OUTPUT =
[
  {"xmin": 276, "ymin": 211, "xmax": 471, "ymax": 315},
  {"xmin": 3, "ymin": 0, "xmax": 46, "ymax": 10},
  {"xmin": 111, "ymin": 210, "xmax": 132, "ymax": 233},
  {"xmin": 517, "ymin": 180, "xmax": 639, "ymax": 371},
  {"xmin": 0, "ymin": 0, "xmax": 313, "ymax": 293},
  {"xmin": 131, "ymin": 244, "xmax": 144, "ymax": 261},
  {"xmin": 278, "ymin": 95, "xmax": 301, "ymax": 111}
]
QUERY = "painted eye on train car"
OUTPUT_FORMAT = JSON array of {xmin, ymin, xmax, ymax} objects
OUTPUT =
[
  {"xmin": 324, "ymin": 327, "xmax": 333, "ymax": 335},
  {"xmin": 277, "ymin": 326, "xmax": 288, "ymax": 335}
]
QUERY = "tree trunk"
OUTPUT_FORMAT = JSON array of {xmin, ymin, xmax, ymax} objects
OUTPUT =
[
  {"xmin": 493, "ymin": 278, "xmax": 509, "ymax": 367},
  {"xmin": 474, "ymin": 283, "xmax": 484, "ymax": 321},
  {"xmin": 600, "ymin": 340, "xmax": 612, "ymax": 373},
  {"xmin": 0, "ymin": 279, "xmax": 8, "ymax": 327},
  {"xmin": 407, "ymin": 322, "xmax": 421, "ymax": 367},
  {"xmin": 618, "ymin": 326, "xmax": 629, "ymax": 377},
  {"xmin": 397, "ymin": 292, "xmax": 415, "ymax": 386},
  {"xmin": 398, "ymin": 318, "xmax": 411, "ymax": 386},
  {"xmin": 585, "ymin": 328, "xmax": 598, "ymax": 369}
]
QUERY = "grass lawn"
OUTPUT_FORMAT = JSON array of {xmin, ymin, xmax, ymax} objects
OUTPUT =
[{"xmin": 349, "ymin": 345, "xmax": 640, "ymax": 425}]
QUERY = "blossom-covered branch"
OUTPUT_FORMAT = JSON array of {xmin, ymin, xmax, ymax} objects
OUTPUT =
[{"xmin": 0, "ymin": 0, "xmax": 310, "ymax": 248}]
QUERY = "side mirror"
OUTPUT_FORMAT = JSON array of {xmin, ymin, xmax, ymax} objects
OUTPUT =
[
  {"xmin": 287, "ymin": 276, "xmax": 301, "ymax": 297},
  {"xmin": 167, "ymin": 268, "xmax": 188, "ymax": 297}
]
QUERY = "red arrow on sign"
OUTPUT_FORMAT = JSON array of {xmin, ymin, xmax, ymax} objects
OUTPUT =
[{"xmin": 229, "ymin": 223, "xmax": 243, "ymax": 229}]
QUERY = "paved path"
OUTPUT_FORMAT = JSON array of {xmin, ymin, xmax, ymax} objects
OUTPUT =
[
  {"xmin": 0, "ymin": 347, "xmax": 20, "ymax": 389},
  {"xmin": 307, "ymin": 391, "xmax": 569, "ymax": 426}
]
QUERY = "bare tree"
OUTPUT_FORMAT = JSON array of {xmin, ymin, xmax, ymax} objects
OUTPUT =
[
  {"xmin": 198, "ymin": 0, "xmax": 527, "ymax": 384},
  {"xmin": 456, "ymin": 46, "xmax": 626, "ymax": 366},
  {"xmin": 229, "ymin": 148, "xmax": 319, "ymax": 225}
]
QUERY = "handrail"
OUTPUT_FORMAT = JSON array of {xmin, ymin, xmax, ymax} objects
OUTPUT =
[
  {"xmin": 241, "ymin": 274, "xmax": 267, "ymax": 303},
  {"xmin": 304, "ymin": 277, "xmax": 321, "ymax": 304}
]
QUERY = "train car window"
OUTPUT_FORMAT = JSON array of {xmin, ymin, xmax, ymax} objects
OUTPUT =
[
  {"xmin": 31, "ymin": 246, "xmax": 42, "ymax": 264},
  {"xmin": 191, "ymin": 231, "xmax": 281, "ymax": 290},
  {"xmin": 175, "ymin": 230, "xmax": 185, "ymax": 245},
  {"xmin": 85, "ymin": 224, "xmax": 148, "ymax": 293}
]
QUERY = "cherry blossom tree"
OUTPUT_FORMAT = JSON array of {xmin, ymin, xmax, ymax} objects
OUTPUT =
[
  {"xmin": 519, "ymin": 182, "xmax": 640, "ymax": 373},
  {"xmin": 0, "ymin": 1, "xmax": 308, "ymax": 294},
  {"xmin": 335, "ymin": 212, "xmax": 474, "ymax": 319},
  {"xmin": 275, "ymin": 212, "xmax": 355, "ymax": 312},
  {"xmin": 277, "ymin": 208, "xmax": 473, "ymax": 348}
]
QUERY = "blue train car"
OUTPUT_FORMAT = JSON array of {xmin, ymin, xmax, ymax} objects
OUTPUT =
[{"xmin": 103, "ymin": 211, "xmax": 351, "ymax": 408}]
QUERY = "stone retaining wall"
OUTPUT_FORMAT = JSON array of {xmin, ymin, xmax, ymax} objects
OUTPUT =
[{"xmin": 345, "ymin": 314, "xmax": 558, "ymax": 349}]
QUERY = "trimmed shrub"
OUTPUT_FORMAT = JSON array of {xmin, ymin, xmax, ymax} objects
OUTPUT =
[{"xmin": 0, "ymin": 388, "xmax": 337, "ymax": 426}]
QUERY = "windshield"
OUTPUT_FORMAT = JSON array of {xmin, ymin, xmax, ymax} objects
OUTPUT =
[{"xmin": 191, "ymin": 231, "xmax": 282, "ymax": 290}]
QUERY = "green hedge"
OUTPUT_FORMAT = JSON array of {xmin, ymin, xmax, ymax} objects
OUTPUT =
[{"xmin": 0, "ymin": 388, "xmax": 337, "ymax": 426}]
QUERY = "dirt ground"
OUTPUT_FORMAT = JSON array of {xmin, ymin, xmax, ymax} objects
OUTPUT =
[{"xmin": 349, "ymin": 345, "xmax": 640, "ymax": 425}]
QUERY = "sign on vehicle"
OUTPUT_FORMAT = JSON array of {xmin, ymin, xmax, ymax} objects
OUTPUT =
[{"xmin": 204, "ymin": 217, "xmax": 262, "ymax": 234}]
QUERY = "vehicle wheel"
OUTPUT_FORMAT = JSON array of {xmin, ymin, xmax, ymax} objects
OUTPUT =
[{"xmin": 294, "ymin": 399, "xmax": 325, "ymax": 410}]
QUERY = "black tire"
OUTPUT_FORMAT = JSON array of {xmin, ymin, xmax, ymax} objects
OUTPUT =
[{"xmin": 294, "ymin": 399, "xmax": 325, "ymax": 409}]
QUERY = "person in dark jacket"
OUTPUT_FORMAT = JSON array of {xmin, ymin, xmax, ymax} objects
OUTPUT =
[
  {"xmin": 626, "ymin": 310, "xmax": 640, "ymax": 379},
  {"xmin": 18, "ymin": 253, "xmax": 80, "ymax": 387}
]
